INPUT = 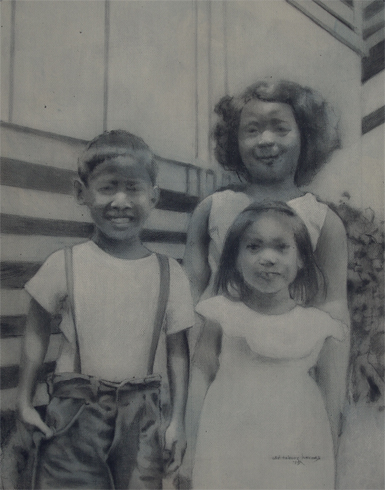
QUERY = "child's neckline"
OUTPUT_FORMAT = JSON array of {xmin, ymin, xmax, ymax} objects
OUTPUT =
[
  {"xmin": 222, "ymin": 295, "xmax": 300, "ymax": 317},
  {"xmin": 88, "ymin": 239, "xmax": 154, "ymax": 261},
  {"xmin": 243, "ymin": 186, "xmax": 305, "ymax": 202}
]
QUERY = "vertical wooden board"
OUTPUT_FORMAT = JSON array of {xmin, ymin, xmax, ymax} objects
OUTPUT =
[
  {"xmin": 11, "ymin": 0, "xmax": 105, "ymax": 140},
  {"xmin": 107, "ymin": 1, "xmax": 196, "ymax": 164},
  {"xmin": 1, "ymin": 1, "xmax": 13, "ymax": 121},
  {"xmin": 195, "ymin": 0, "xmax": 211, "ymax": 167}
]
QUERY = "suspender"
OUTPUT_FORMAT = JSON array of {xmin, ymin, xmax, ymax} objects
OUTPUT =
[
  {"xmin": 64, "ymin": 248, "xmax": 170, "ymax": 376},
  {"xmin": 147, "ymin": 254, "xmax": 170, "ymax": 375},
  {"xmin": 64, "ymin": 247, "xmax": 82, "ymax": 373}
]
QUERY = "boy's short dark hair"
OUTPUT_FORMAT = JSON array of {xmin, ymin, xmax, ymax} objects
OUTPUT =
[
  {"xmin": 213, "ymin": 79, "xmax": 341, "ymax": 186},
  {"xmin": 78, "ymin": 130, "xmax": 158, "ymax": 185},
  {"xmin": 215, "ymin": 201, "xmax": 324, "ymax": 305}
]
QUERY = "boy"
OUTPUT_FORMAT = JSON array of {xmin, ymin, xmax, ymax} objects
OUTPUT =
[{"xmin": 17, "ymin": 130, "xmax": 194, "ymax": 489}]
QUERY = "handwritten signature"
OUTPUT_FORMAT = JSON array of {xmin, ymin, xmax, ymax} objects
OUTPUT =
[{"xmin": 272, "ymin": 455, "xmax": 321, "ymax": 465}]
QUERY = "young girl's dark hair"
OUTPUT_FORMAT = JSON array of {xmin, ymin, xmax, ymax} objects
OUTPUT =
[
  {"xmin": 213, "ymin": 79, "xmax": 341, "ymax": 186},
  {"xmin": 215, "ymin": 201, "xmax": 324, "ymax": 305},
  {"xmin": 78, "ymin": 129, "xmax": 158, "ymax": 185}
]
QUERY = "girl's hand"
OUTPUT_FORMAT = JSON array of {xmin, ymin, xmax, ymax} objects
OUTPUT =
[
  {"xmin": 18, "ymin": 404, "xmax": 53, "ymax": 438},
  {"xmin": 163, "ymin": 420, "xmax": 187, "ymax": 476}
]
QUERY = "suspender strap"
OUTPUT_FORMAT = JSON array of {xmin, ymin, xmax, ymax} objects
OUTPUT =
[
  {"xmin": 64, "ymin": 247, "xmax": 82, "ymax": 373},
  {"xmin": 64, "ymin": 248, "xmax": 169, "ymax": 376},
  {"xmin": 147, "ymin": 254, "xmax": 170, "ymax": 375}
]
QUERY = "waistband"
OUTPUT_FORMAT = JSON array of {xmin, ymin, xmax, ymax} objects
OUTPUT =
[{"xmin": 47, "ymin": 372, "xmax": 162, "ymax": 402}]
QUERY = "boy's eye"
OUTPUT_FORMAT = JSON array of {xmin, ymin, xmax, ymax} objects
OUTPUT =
[
  {"xmin": 245, "ymin": 126, "xmax": 260, "ymax": 134},
  {"xmin": 98, "ymin": 184, "xmax": 116, "ymax": 193},
  {"xmin": 126, "ymin": 183, "xmax": 144, "ymax": 192}
]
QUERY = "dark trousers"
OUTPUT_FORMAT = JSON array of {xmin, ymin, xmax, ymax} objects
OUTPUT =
[{"xmin": 33, "ymin": 373, "xmax": 164, "ymax": 489}]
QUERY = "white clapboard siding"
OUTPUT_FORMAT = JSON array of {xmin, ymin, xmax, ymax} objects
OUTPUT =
[
  {"xmin": 362, "ymin": 71, "xmax": 385, "ymax": 118},
  {"xmin": 1, "ymin": 290, "xmax": 31, "ymax": 317},
  {"xmin": 2, "ymin": 384, "xmax": 50, "ymax": 412},
  {"xmin": 1, "ymin": 186, "xmax": 190, "ymax": 232},
  {"xmin": 1, "ymin": 334, "xmax": 63, "ymax": 367}
]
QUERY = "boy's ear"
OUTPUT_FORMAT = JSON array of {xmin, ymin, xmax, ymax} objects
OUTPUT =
[
  {"xmin": 74, "ymin": 179, "xmax": 87, "ymax": 205},
  {"xmin": 151, "ymin": 185, "xmax": 160, "ymax": 208}
]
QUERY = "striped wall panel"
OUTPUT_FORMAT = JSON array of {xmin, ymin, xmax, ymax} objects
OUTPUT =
[
  {"xmin": 286, "ymin": 0, "xmax": 365, "ymax": 54},
  {"xmin": 361, "ymin": 1, "xmax": 384, "ymax": 137},
  {"xmin": 0, "ymin": 122, "xmax": 218, "ymax": 412}
]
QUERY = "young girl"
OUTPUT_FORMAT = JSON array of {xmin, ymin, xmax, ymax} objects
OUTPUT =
[
  {"xmin": 182, "ymin": 81, "xmax": 350, "ymax": 477},
  {"xmin": 191, "ymin": 202, "xmax": 348, "ymax": 490}
]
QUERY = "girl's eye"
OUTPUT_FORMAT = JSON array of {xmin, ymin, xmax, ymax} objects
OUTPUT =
[
  {"xmin": 277, "ymin": 243, "xmax": 290, "ymax": 251},
  {"xmin": 246, "ymin": 243, "xmax": 261, "ymax": 252},
  {"xmin": 275, "ymin": 126, "xmax": 290, "ymax": 135}
]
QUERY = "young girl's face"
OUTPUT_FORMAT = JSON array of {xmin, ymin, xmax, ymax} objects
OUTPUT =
[
  {"xmin": 238, "ymin": 100, "xmax": 301, "ymax": 184},
  {"xmin": 236, "ymin": 212, "xmax": 302, "ymax": 296}
]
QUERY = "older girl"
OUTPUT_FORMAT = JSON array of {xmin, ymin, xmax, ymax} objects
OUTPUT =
[{"xmin": 181, "ymin": 80, "xmax": 350, "ymax": 487}]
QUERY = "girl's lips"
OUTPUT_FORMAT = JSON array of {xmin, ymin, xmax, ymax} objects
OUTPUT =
[
  {"xmin": 108, "ymin": 216, "xmax": 135, "ymax": 225},
  {"xmin": 257, "ymin": 155, "xmax": 279, "ymax": 164},
  {"xmin": 258, "ymin": 271, "xmax": 281, "ymax": 280}
]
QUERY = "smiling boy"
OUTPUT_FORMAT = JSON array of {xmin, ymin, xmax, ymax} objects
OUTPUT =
[{"xmin": 17, "ymin": 130, "xmax": 194, "ymax": 489}]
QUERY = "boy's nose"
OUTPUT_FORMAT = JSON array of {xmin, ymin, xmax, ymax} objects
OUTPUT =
[{"xmin": 111, "ymin": 192, "xmax": 133, "ymax": 208}]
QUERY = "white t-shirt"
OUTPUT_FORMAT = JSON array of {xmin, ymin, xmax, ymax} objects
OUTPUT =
[{"xmin": 25, "ymin": 241, "xmax": 195, "ymax": 382}]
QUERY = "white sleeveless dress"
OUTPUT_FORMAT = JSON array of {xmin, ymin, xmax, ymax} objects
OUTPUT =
[
  {"xmin": 192, "ymin": 296, "xmax": 347, "ymax": 490},
  {"xmin": 202, "ymin": 190, "xmax": 328, "ymax": 300}
]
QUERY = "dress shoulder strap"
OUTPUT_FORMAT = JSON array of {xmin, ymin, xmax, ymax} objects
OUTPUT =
[
  {"xmin": 147, "ymin": 254, "xmax": 170, "ymax": 375},
  {"xmin": 64, "ymin": 247, "xmax": 81, "ymax": 373}
]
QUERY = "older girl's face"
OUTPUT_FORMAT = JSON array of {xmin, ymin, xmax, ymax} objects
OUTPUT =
[{"xmin": 238, "ymin": 100, "xmax": 301, "ymax": 184}]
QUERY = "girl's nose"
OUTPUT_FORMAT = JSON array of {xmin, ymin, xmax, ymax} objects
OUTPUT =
[
  {"xmin": 258, "ymin": 250, "xmax": 277, "ymax": 266},
  {"xmin": 257, "ymin": 130, "xmax": 275, "ymax": 147},
  {"xmin": 111, "ymin": 191, "xmax": 132, "ymax": 208}
]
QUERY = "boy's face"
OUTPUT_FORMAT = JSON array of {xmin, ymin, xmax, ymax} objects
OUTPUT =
[{"xmin": 76, "ymin": 156, "xmax": 158, "ymax": 242}]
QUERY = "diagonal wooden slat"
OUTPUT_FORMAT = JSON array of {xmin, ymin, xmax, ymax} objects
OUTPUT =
[{"xmin": 362, "ymin": 106, "xmax": 385, "ymax": 134}]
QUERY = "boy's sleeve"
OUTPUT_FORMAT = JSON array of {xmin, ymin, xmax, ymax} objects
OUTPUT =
[
  {"xmin": 165, "ymin": 259, "xmax": 195, "ymax": 335},
  {"xmin": 24, "ymin": 249, "xmax": 67, "ymax": 315}
]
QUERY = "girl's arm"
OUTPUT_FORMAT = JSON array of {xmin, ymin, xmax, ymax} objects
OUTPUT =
[
  {"xmin": 314, "ymin": 208, "xmax": 350, "ymax": 324},
  {"xmin": 164, "ymin": 329, "xmax": 190, "ymax": 475},
  {"xmin": 17, "ymin": 298, "xmax": 53, "ymax": 437},
  {"xmin": 314, "ymin": 208, "xmax": 350, "ymax": 454},
  {"xmin": 183, "ymin": 196, "xmax": 213, "ymax": 304},
  {"xmin": 177, "ymin": 319, "xmax": 222, "ymax": 486}
]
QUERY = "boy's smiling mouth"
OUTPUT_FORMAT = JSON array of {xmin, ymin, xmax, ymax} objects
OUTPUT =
[{"xmin": 107, "ymin": 214, "xmax": 136, "ymax": 225}]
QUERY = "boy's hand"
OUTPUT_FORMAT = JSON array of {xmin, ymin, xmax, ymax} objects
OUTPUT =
[
  {"xmin": 163, "ymin": 420, "xmax": 187, "ymax": 476},
  {"xmin": 18, "ymin": 404, "xmax": 53, "ymax": 438}
]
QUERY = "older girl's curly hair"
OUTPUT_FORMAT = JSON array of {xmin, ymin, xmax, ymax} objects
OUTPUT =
[{"xmin": 213, "ymin": 80, "xmax": 341, "ymax": 186}]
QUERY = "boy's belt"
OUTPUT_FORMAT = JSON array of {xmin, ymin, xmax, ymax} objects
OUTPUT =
[{"xmin": 47, "ymin": 372, "xmax": 161, "ymax": 404}]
